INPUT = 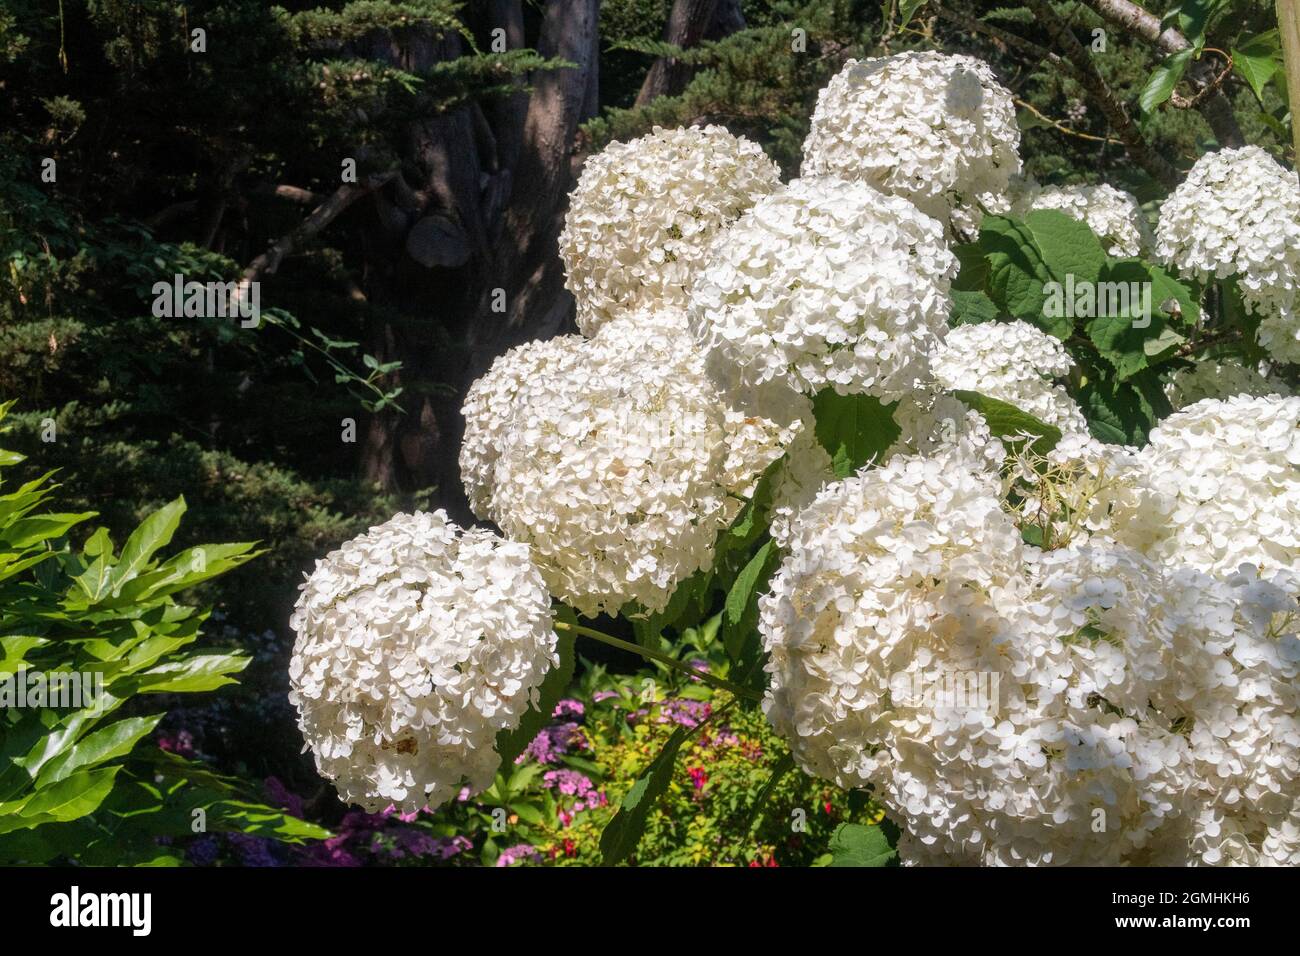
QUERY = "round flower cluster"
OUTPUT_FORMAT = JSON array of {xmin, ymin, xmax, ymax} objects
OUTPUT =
[
  {"xmin": 1106, "ymin": 395, "xmax": 1300, "ymax": 578},
  {"xmin": 929, "ymin": 320, "xmax": 1092, "ymax": 436},
  {"xmin": 687, "ymin": 176, "xmax": 957, "ymax": 399},
  {"xmin": 1167, "ymin": 564, "xmax": 1300, "ymax": 865},
  {"xmin": 761, "ymin": 449, "xmax": 1027, "ymax": 794},
  {"xmin": 1011, "ymin": 181, "xmax": 1153, "ymax": 257},
  {"xmin": 761, "ymin": 446, "xmax": 1300, "ymax": 865},
  {"xmin": 765, "ymin": 391, "xmax": 1004, "ymax": 551},
  {"xmin": 558, "ymin": 125, "xmax": 781, "ymax": 335},
  {"xmin": 802, "ymin": 52, "xmax": 1021, "ymax": 238},
  {"xmin": 1164, "ymin": 359, "xmax": 1292, "ymax": 410},
  {"xmin": 460, "ymin": 333, "xmax": 586, "ymax": 519},
  {"xmin": 1155, "ymin": 146, "xmax": 1300, "ymax": 362},
  {"xmin": 470, "ymin": 308, "xmax": 792, "ymax": 617},
  {"xmin": 888, "ymin": 389, "xmax": 1007, "ymax": 475},
  {"xmin": 288, "ymin": 511, "xmax": 558, "ymax": 813}
]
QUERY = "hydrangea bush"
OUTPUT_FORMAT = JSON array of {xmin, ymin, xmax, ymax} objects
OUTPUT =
[{"xmin": 291, "ymin": 51, "xmax": 1300, "ymax": 866}]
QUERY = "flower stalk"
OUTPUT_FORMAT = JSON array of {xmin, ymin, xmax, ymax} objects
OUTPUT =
[{"xmin": 553, "ymin": 620, "xmax": 764, "ymax": 702}]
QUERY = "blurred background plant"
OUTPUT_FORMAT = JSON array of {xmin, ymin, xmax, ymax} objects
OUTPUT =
[
  {"xmin": 0, "ymin": 403, "xmax": 327, "ymax": 864},
  {"xmin": 163, "ymin": 643, "xmax": 883, "ymax": 867}
]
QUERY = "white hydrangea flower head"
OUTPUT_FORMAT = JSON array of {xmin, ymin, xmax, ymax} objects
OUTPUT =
[
  {"xmin": 762, "ymin": 426, "xmax": 1300, "ymax": 864},
  {"xmin": 762, "ymin": 451, "xmax": 1205, "ymax": 865},
  {"xmin": 482, "ymin": 310, "xmax": 794, "ymax": 618},
  {"xmin": 460, "ymin": 333, "xmax": 587, "ymax": 519},
  {"xmin": 766, "ymin": 391, "xmax": 1005, "ymax": 551},
  {"xmin": 288, "ymin": 511, "xmax": 557, "ymax": 813},
  {"xmin": 1111, "ymin": 395, "xmax": 1300, "ymax": 578},
  {"xmin": 888, "ymin": 389, "xmax": 1007, "ymax": 475},
  {"xmin": 1155, "ymin": 146, "xmax": 1300, "ymax": 362},
  {"xmin": 930, "ymin": 320, "xmax": 1092, "ymax": 436},
  {"xmin": 760, "ymin": 448, "xmax": 1027, "ymax": 792},
  {"xmin": 1164, "ymin": 564, "xmax": 1300, "ymax": 865},
  {"xmin": 1259, "ymin": 807, "xmax": 1300, "ymax": 865},
  {"xmin": 1011, "ymin": 431, "xmax": 1160, "ymax": 550},
  {"xmin": 802, "ymin": 52, "xmax": 1022, "ymax": 238},
  {"xmin": 559, "ymin": 125, "xmax": 781, "ymax": 335},
  {"xmin": 688, "ymin": 176, "xmax": 957, "ymax": 399},
  {"xmin": 1020, "ymin": 544, "xmax": 1183, "ymax": 721},
  {"xmin": 767, "ymin": 425, "xmax": 834, "ymax": 551},
  {"xmin": 1164, "ymin": 359, "xmax": 1292, "ymax": 410},
  {"xmin": 1011, "ymin": 182, "xmax": 1154, "ymax": 258},
  {"xmin": 1256, "ymin": 302, "xmax": 1300, "ymax": 365}
]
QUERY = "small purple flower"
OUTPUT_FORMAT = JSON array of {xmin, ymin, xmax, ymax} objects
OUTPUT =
[
  {"xmin": 186, "ymin": 836, "xmax": 220, "ymax": 867},
  {"xmin": 592, "ymin": 690, "xmax": 620, "ymax": 703},
  {"xmin": 381, "ymin": 803, "xmax": 428, "ymax": 823},
  {"xmin": 435, "ymin": 835, "xmax": 474, "ymax": 860},
  {"xmin": 302, "ymin": 842, "xmax": 363, "ymax": 867},
  {"xmin": 542, "ymin": 769, "xmax": 597, "ymax": 797},
  {"xmin": 701, "ymin": 728, "xmax": 741, "ymax": 748},
  {"xmin": 495, "ymin": 844, "xmax": 540, "ymax": 867},
  {"xmin": 658, "ymin": 699, "xmax": 711, "ymax": 728},
  {"xmin": 517, "ymin": 721, "xmax": 585, "ymax": 764},
  {"xmin": 263, "ymin": 776, "xmax": 305, "ymax": 818},
  {"xmin": 226, "ymin": 833, "xmax": 280, "ymax": 867},
  {"xmin": 552, "ymin": 698, "xmax": 585, "ymax": 720}
]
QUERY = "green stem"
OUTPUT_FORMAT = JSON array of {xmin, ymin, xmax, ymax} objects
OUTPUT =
[
  {"xmin": 1278, "ymin": 0, "xmax": 1300, "ymax": 160},
  {"xmin": 554, "ymin": 620, "xmax": 764, "ymax": 702}
]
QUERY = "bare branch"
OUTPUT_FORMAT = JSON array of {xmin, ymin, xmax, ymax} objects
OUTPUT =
[
  {"xmin": 1015, "ymin": 97, "xmax": 1124, "ymax": 145},
  {"xmin": 933, "ymin": 4, "xmax": 1072, "ymax": 74},
  {"xmin": 249, "ymin": 183, "xmax": 323, "ymax": 205},
  {"xmin": 241, "ymin": 171, "xmax": 397, "ymax": 283}
]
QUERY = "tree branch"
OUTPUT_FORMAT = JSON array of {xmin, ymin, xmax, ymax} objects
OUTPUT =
[
  {"xmin": 249, "ymin": 183, "xmax": 323, "ymax": 205},
  {"xmin": 241, "ymin": 171, "xmax": 396, "ymax": 283},
  {"xmin": 1015, "ymin": 97, "xmax": 1124, "ymax": 145},
  {"xmin": 932, "ymin": 4, "xmax": 1072, "ymax": 73},
  {"xmin": 1078, "ymin": 0, "xmax": 1245, "ymax": 147},
  {"xmin": 1027, "ymin": 0, "xmax": 1178, "ymax": 185}
]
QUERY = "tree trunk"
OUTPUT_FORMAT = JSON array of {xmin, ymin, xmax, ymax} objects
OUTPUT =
[
  {"xmin": 635, "ymin": 0, "xmax": 720, "ymax": 107},
  {"xmin": 346, "ymin": 1, "xmax": 601, "ymax": 520},
  {"xmin": 706, "ymin": 0, "xmax": 746, "ymax": 40},
  {"xmin": 468, "ymin": 0, "xmax": 601, "ymax": 374}
]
